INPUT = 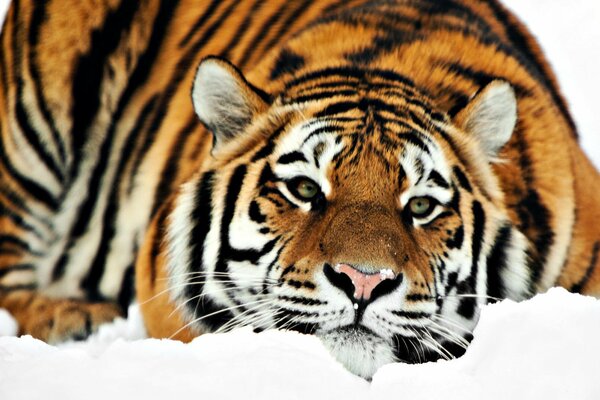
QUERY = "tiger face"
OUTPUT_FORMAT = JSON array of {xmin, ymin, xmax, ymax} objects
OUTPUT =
[{"xmin": 166, "ymin": 57, "xmax": 533, "ymax": 378}]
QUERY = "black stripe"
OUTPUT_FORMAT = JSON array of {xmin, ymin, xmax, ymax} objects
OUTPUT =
[
  {"xmin": 228, "ymin": 238, "xmax": 278, "ymax": 265},
  {"xmin": 571, "ymin": 241, "xmax": 600, "ymax": 293},
  {"xmin": 149, "ymin": 204, "xmax": 171, "ymax": 288},
  {"xmin": 183, "ymin": 171, "xmax": 215, "ymax": 306},
  {"xmin": 222, "ymin": 0, "xmax": 265, "ymax": 60},
  {"xmin": 0, "ymin": 234, "xmax": 43, "ymax": 257},
  {"xmin": 27, "ymin": 1, "xmax": 67, "ymax": 165},
  {"xmin": 453, "ymin": 166, "xmax": 472, "ymax": 193},
  {"xmin": 0, "ymin": 263, "xmax": 35, "ymax": 279},
  {"xmin": 80, "ymin": 96, "xmax": 159, "ymax": 297},
  {"xmin": 405, "ymin": 293, "xmax": 433, "ymax": 301},
  {"xmin": 429, "ymin": 170, "xmax": 450, "ymax": 189},
  {"xmin": 0, "ymin": 125, "xmax": 59, "ymax": 210},
  {"xmin": 215, "ymin": 165, "xmax": 247, "ymax": 278},
  {"xmin": 190, "ymin": 172, "xmax": 215, "ymax": 267},
  {"xmin": 315, "ymin": 101, "xmax": 359, "ymax": 118},
  {"xmin": 237, "ymin": 1, "xmax": 289, "ymax": 69},
  {"xmin": 270, "ymin": 49, "xmax": 306, "ymax": 81},
  {"xmin": 301, "ymin": 125, "xmax": 344, "ymax": 145},
  {"xmin": 486, "ymin": 225, "xmax": 512, "ymax": 301},
  {"xmin": 178, "ymin": 0, "xmax": 222, "ymax": 48},
  {"xmin": 457, "ymin": 200, "xmax": 485, "ymax": 319},
  {"xmin": 400, "ymin": 133, "xmax": 430, "ymax": 153},
  {"xmin": 14, "ymin": 82, "xmax": 65, "ymax": 182},
  {"xmin": 0, "ymin": 200, "xmax": 45, "ymax": 241},
  {"xmin": 70, "ymin": 0, "xmax": 141, "ymax": 177},
  {"xmin": 150, "ymin": 108, "xmax": 194, "ymax": 217},
  {"xmin": 391, "ymin": 310, "xmax": 429, "ymax": 319},
  {"xmin": 289, "ymin": 89, "xmax": 357, "ymax": 104},
  {"xmin": 248, "ymin": 200, "xmax": 266, "ymax": 224},
  {"xmin": 285, "ymin": 66, "xmax": 415, "ymax": 91},
  {"xmin": 277, "ymin": 151, "xmax": 307, "ymax": 165},
  {"xmin": 0, "ymin": 283, "xmax": 37, "ymax": 293},
  {"xmin": 446, "ymin": 225, "xmax": 464, "ymax": 249},
  {"xmin": 117, "ymin": 265, "xmax": 134, "ymax": 313},
  {"xmin": 250, "ymin": 123, "xmax": 288, "ymax": 162},
  {"xmin": 125, "ymin": 97, "xmax": 163, "ymax": 194},
  {"xmin": 258, "ymin": 0, "xmax": 312, "ymax": 60},
  {"xmin": 53, "ymin": 0, "xmax": 180, "ymax": 285},
  {"xmin": 277, "ymin": 295, "xmax": 326, "ymax": 306}
]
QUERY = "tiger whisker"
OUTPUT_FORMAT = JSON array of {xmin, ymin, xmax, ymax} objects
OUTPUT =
[
  {"xmin": 170, "ymin": 283, "xmax": 276, "ymax": 318},
  {"xmin": 169, "ymin": 298, "xmax": 273, "ymax": 339},
  {"xmin": 431, "ymin": 314, "xmax": 472, "ymax": 335},
  {"xmin": 426, "ymin": 324, "xmax": 469, "ymax": 350},
  {"xmin": 139, "ymin": 279, "xmax": 275, "ymax": 306},
  {"xmin": 213, "ymin": 287, "xmax": 275, "ymax": 333},
  {"xmin": 417, "ymin": 321, "xmax": 453, "ymax": 361},
  {"xmin": 436, "ymin": 293, "xmax": 502, "ymax": 302},
  {"xmin": 429, "ymin": 324, "xmax": 470, "ymax": 349},
  {"xmin": 159, "ymin": 271, "xmax": 278, "ymax": 281},
  {"xmin": 406, "ymin": 327, "xmax": 425, "ymax": 363}
]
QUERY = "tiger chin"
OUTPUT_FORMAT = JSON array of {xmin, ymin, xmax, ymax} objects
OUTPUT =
[{"xmin": 2, "ymin": 0, "xmax": 600, "ymax": 381}]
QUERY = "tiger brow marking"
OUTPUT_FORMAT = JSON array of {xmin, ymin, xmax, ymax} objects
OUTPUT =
[
  {"xmin": 302, "ymin": 125, "xmax": 344, "ymax": 145},
  {"xmin": 277, "ymin": 151, "xmax": 307, "ymax": 165},
  {"xmin": 428, "ymin": 170, "xmax": 450, "ymax": 189}
]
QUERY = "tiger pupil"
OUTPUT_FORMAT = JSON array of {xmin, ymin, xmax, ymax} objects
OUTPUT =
[
  {"xmin": 297, "ymin": 180, "xmax": 318, "ymax": 199},
  {"xmin": 410, "ymin": 197, "xmax": 430, "ymax": 215}
]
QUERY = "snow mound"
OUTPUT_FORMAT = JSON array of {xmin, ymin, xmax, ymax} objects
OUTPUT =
[{"xmin": 1, "ymin": 288, "xmax": 598, "ymax": 400}]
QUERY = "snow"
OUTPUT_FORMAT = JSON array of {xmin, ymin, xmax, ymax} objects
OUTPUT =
[
  {"xmin": 1, "ymin": 289, "xmax": 599, "ymax": 400},
  {"xmin": 0, "ymin": 0, "xmax": 599, "ymax": 399}
]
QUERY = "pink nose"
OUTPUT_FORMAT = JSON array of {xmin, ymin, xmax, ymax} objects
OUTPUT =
[{"xmin": 334, "ymin": 263, "xmax": 396, "ymax": 301}]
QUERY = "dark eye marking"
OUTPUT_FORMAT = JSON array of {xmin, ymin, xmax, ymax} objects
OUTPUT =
[
  {"xmin": 399, "ymin": 133, "xmax": 431, "ymax": 154},
  {"xmin": 428, "ymin": 170, "xmax": 450, "ymax": 189},
  {"xmin": 452, "ymin": 166, "xmax": 472, "ymax": 192},
  {"xmin": 277, "ymin": 151, "xmax": 307, "ymax": 165},
  {"xmin": 248, "ymin": 200, "xmax": 266, "ymax": 224}
]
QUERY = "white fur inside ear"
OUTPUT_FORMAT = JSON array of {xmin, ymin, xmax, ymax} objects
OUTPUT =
[
  {"xmin": 462, "ymin": 81, "xmax": 517, "ymax": 157},
  {"xmin": 192, "ymin": 60, "xmax": 253, "ymax": 144}
]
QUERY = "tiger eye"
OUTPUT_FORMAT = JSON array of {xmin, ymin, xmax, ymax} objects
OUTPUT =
[
  {"xmin": 296, "ymin": 179, "xmax": 319, "ymax": 200},
  {"xmin": 409, "ymin": 197, "xmax": 431, "ymax": 216}
]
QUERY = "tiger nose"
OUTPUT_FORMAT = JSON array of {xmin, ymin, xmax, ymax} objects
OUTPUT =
[{"xmin": 324, "ymin": 263, "xmax": 397, "ymax": 301}]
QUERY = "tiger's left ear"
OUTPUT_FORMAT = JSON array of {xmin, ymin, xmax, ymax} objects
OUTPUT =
[
  {"xmin": 454, "ymin": 80, "xmax": 517, "ymax": 157},
  {"xmin": 192, "ymin": 56, "xmax": 271, "ymax": 149}
]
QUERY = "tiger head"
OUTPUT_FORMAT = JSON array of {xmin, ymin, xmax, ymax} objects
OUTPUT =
[{"xmin": 166, "ymin": 57, "xmax": 534, "ymax": 378}]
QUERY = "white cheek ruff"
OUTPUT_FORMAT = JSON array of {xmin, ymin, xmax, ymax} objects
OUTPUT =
[{"xmin": 166, "ymin": 178, "xmax": 198, "ymax": 302}]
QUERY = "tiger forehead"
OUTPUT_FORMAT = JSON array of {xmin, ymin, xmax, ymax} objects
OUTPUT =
[{"xmin": 280, "ymin": 70, "xmax": 439, "ymax": 117}]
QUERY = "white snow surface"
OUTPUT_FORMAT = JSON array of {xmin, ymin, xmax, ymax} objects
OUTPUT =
[
  {"xmin": 0, "ymin": 1, "xmax": 599, "ymax": 399},
  {"xmin": 1, "ymin": 289, "xmax": 599, "ymax": 400}
]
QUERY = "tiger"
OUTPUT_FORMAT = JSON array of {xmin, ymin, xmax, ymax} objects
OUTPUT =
[{"xmin": 1, "ymin": 0, "xmax": 599, "ymax": 378}]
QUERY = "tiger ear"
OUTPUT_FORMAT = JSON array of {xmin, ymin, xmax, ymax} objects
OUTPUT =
[
  {"xmin": 192, "ymin": 56, "xmax": 271, "ymax": 149},
  {"xmin": 454, "ymin": 80, "xmax": 517, "ymax": 158}
]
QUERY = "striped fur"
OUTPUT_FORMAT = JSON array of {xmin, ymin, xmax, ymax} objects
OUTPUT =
[{"xmin": 1, "ymin": 0, "xmax": 599, "ymax": 377}]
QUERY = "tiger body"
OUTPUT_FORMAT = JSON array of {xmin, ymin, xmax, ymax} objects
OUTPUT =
[{"xmin": 1, "ymin": 0, "xmax": 599, "ymax": 377}]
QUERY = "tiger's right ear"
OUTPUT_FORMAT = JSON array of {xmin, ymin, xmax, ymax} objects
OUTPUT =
[{"xmin": 192, "ymin": 56, "xmax": 271, "ymax": 149}]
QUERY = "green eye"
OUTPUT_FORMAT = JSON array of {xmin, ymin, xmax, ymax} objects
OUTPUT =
[
  {"xmin": 296, "ymin": 179, "xmax": 319, "ymax": 200},
  {"xmin": 409, "ymin": 197, "xmax": 434, "ymax": 216}
]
